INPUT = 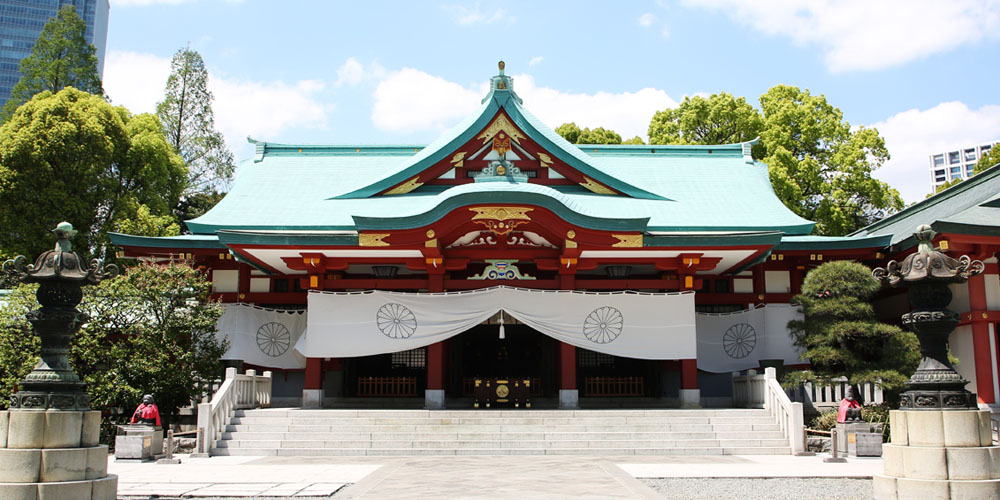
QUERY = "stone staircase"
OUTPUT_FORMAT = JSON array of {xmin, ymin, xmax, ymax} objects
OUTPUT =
[{"xmin": 210, "ymin": 408, "xmax": 792, "ymax": 456}]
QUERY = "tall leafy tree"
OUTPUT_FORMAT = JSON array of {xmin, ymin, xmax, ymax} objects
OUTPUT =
[
  {"xmin": 1, "ymin": 5, "xmax": 102, "ymax": 121},
  {"xmin": 648, "ymin": 86, "xmax": 902, "ymax": 235},
  {"xmin": 648, "ymin": 92, "xmax": 763, "ymax": 153},
  {"xmin": 0, "ymin": 88, "xmax": 186, "ymax": 258},
  {"xmin": 157, "ymin": 47, "xmax": 235, "ymax": 196},
  {"xmin": 555, "ymin": 122, "xmax": 624, "ymax": 144},
  {"xmin": 975, "ymin": 146, "xmax": 1000, "ymax": 175},
  {"xmin": 785, "ymin": 261, "xmax": 920, "ymax": 393}
]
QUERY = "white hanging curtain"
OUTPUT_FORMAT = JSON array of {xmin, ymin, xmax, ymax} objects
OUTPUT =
[
  {"xmin": 217, "ymin": 304, "xmax": 308, "ymax": 369},
  {"xmin": 695, "ymin": 304, "xmax": 805, "ymax": 373},
  {"xmin": 298, "ymin": 286, "xmax": 696, "ymax": 360}
]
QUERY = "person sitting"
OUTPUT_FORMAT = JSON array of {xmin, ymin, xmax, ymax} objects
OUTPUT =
[
  {"xmin": 837, "ymin": 386, "xmax": 863, "ymax": 423},
  {"xmin": 130, "ymin": 394, "xmax": 162, "ymax": 426}
]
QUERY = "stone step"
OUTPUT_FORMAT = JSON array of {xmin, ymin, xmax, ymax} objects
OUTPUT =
[
  {"xmin": 214, "ymin": 438, "xmax": 791, "ymax": 449},
  {"xmin": 228, "ymin": 416, "xmax": 777, "ymax": 426},
  {"xmin": 235, "ymin": 409, "xmax": 771, "ymax": 418},
  {"xmin": 223, "ymin": 423, "xmax": 783, "ymax": 433},
  {"xmin": 209, "ymin": 446, "xmax": 791, "ymax": 457},
  {"xmin": 219, "ymin": 430, "xmax": 788, "ymax": 441}
]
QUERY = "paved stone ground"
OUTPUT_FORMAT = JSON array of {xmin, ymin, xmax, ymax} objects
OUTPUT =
[
  {"xmin": 641, "ymin": 478, "xmax": 874, "ymax": 500},
  {"xmin": 112, "ymin": 454, "xmax": 880, "ymax": 499}
]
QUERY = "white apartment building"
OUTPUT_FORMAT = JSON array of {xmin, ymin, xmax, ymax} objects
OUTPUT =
[{"xmin": 930, "ymin": 140, "xmax": 999, "ymax": 190}]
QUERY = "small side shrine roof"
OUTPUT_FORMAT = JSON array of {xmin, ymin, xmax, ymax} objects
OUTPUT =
[{"xmin": 852, "ymin": 163, "xmax": 1000, "ymax": 249}]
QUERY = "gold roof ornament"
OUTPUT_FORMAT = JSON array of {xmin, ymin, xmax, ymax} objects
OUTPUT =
[{"xmin": 498, "ymin": 60, "xmax": 505, "ymax": 75}]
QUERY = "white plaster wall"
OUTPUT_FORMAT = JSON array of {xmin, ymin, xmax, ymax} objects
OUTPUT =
[
  {"xmin": 733, "ymin": 278, "xmax": 753, "ymax": 293},
  {"xmin": 950, "ymin": 324, "xmax": 977, "ymax": 394},
  {"xmin": 212, "ymin": 270, "xmax": 238, "ymax": 293},
  {"xmin": 985, "ymin": 273, "xmax": 1000, "ymax": 309},
  {"xmin": 949, "ymin": 282, "xmax": 970, "ymax": 313},
  {"xmin": 765, "ymin": 271, "xmax": 791, "ymax": 293},
  {"xmin": 250, "ymin": 278, "xmax": 270, "ymax": 293}
]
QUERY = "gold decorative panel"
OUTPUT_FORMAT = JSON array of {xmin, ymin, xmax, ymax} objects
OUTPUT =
[
  {"xmin": 359, "ymin": 233, "xmax": 390, "ymax": 247},
  {"xmin": 612, "ymin": 234, "xmax": 643, "ymax": 248},
  {"xmin": 580, "ymin": 177, "xmax": 617, "ymax": 195},
  {"xmin": 477, "ymin": 114, "xmax": 525, "ymax": 144},
  {"xmin": 451, "ymin": 152, "xmax": 466, "ymax": 168},
  {"xmin": 469, "ymin": 206, "xmax": 533, "ymax": 221},
  {"xmin": 384, "ymin": 176, "xmax": 423, "ymax": 195},
  {"xmin": 538, "ymin": 152, "xmax": 553, "ymax": 167}
]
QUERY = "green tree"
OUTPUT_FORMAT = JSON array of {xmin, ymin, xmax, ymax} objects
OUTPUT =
[
  {"xmin": 1, "ymin": 5, "xmax": 102, "ymax": 121},
  {"xmin": 157, "ymin": 47, "xmax": 235, "ymax": 196},
  {"xmin": 173, "ymin": 190, "xmax": 225, "ymax": 233},
  {"xmin": 622, "ymin": 136, "xmax": 645, "ymax": 145},
  {"xmin": 0, "ymin": 263, "xmax": 227, "ymax": 423},
  {"xmin": 784, "ymin": 261, "xmax": 920, "ymax": 394},
  {"xmin": 974, "ymin": 146, "xmax": 1000, "ymax": 175},
  {"xmin": 648, "ymin": 87, "xmax": 903, "ymax": 235},
  {"xmin": 555, "ymin": 122, "xmax": 623, "ymax": 144},
  {"xmin": 0, "ymin": 88, "xmax": 186, "ymax": 258},
  {"xmin": 0, "ymin": 284, "xmax": 40, "ymax": 407},
  {"xmin": 760, "ymin": 86, "xmax": 902, "ymax": 235},
  {"xmin": 72, "ymin": 262, "xmax": 227, "ymax": 426},
  {"xmin": 648, "ymin": 92, "xmax": 763, "ymax": 152},
  {"xmin": 926, "ymin": 178, "xmax": 964, "ymax": 197}
]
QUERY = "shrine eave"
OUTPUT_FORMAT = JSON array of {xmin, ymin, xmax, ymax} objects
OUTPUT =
[
  {"xmin": 774, "ymin": 234, "xmax": 893, "ymax": 251},
  {"xmin": 108, "ymin": 232, "xmax": 225, "ymax": 249},
  {"xmin": 215, "ymin": 230, "xmax": 360, "ymax": 247}
]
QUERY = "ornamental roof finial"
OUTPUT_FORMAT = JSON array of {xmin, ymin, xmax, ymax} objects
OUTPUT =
[{"xmin": 498, "ymin": 60, "xmax": 505, "ymax": 76}]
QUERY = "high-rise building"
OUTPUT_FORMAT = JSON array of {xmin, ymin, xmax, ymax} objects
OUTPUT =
[
  {"xmin": 0, "ymin": 0, "xmax": 109, "ymax": 110},
  {"xmin": 929, "ymin": 140, "xmax": 999, "ymax": 191}
]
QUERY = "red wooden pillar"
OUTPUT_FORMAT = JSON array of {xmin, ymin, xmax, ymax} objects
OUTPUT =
[
  {"xmin": 305, "ymin": 357, "xmax": 323, "ymax": 390},
  {"xmin": 559, "ymin": 343, "xmax": 577, "ymax": 391},
  {"xmin": 427, "ymin": 342, "xmax": 446, "ymax": 391},
  {"xmin": 237, "ymin": 263, "xmax": 251, "ymax": 301},
  {"xmin": 969, "ymin": 274, "xmax": 995, "ymax": 403},
  {"xmin": 680, "ymin": 359, "xmax": 698, "ymax": 390},
  {"xmin": 752, "ymin": 266, "xmax": 765, "ymax": 304}
]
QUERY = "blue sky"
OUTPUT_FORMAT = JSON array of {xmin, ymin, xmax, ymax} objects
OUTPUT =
[{"xmin": 103, "ymin": 0, "xmax": 1000, "ymax": 203}]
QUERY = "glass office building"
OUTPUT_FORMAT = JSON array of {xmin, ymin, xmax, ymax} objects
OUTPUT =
[
  {"xmin": 0, "ymin": 0, "xmax": 109, "ymax": 109},
  {"xmin": 929, "ymin": 140, "xmax": 1000, "ymax": 191}
]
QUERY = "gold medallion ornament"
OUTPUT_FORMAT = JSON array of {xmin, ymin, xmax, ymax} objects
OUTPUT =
[
  {"xmin": 495, "ymin": 384, "xmax": 509, "ymax": 398},
  {"xmin": 469, "ymin": 207, "xmax": 533, "ymax": 236}
]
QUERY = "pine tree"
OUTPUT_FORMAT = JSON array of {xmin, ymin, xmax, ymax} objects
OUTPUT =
[
  {"xmin": 156, "ymin": 47, "xmax": 235, "ymax": 196},
  {"xmin": 1, "ymin": 5, "xmax": 103, "ymax": 121},
  {"xmin": 785, "ymin": 261, "xmax": 920, "ymax": 393}
]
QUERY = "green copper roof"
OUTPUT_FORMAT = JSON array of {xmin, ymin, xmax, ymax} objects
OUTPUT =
[
  {"xmin": 108, "ymin": 233, "xmax": 224, "ymax": 249},
  {"xmin": 166, "ymin": 70, "xmax": 816, "ymax": 238},
  {"xmin": 775, "ymin": 234, "xmax": 892, "ymax": 251},
  {"xmin": 852, "ymin": 163, "xmax": 1000, "ymax": 248}
]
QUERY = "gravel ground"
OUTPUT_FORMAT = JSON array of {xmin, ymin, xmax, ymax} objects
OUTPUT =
[{"xmin": 641, "ymin": 478, "xmax": 874, "ymax": 500}]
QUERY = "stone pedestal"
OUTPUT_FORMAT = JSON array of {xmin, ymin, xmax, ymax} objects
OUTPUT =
[
  {"xmin": 0, "ymin": 409, "xmax": 117, "ymax": 500},
  {"xmin": 873, "ymin": 409, "xmax": 1000, "ymax": 499},
  {"xmin": 424, "ymin": 389, "xmax": 445, "ymax": 409},
  {"xmin": 836, "ymin": 422, "xmax": 872, "ymax": 457},
  {"xmin": 301, "ymin": 389, "xmax": 324, "ymax": 409},
  {"xmin": 679, "ymin": 389, "xmax": 701, "ymax": 408},
  {"xmin": 559, "ymin": 389, "xmax": 579, "ymax": 409},
  {"xmin": 114, "ymin": 425, "xmax": 163, "ymax": 461}
]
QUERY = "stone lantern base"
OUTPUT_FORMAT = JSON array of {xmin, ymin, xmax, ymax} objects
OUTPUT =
[
  {"xmin": 874, "ymin": 409, "xmax": 1000, "ymax": 499},
  {"xmin": 0, "ymin": 409, "xmax": 117, "ymax": 500}
]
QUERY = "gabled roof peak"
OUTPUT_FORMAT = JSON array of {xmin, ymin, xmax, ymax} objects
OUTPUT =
[{"xmin": 484, "ymin": 60, "xmax": 522, "ymax": 104}]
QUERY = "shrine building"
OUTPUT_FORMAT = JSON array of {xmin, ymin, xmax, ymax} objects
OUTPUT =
[{"xmin": 110, "ymin": 64, "xmax": 1000, "ymax": 411}]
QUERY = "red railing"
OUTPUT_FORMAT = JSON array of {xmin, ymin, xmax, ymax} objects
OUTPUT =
[
  {"xmin": 583, "ymin": 376, "xmax": 645, "ymax": 397},
  {"xmin": 357, "ymin": 376, "xmax": 418, "ymax": 397}
]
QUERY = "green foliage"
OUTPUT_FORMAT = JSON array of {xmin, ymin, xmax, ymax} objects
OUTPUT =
[
  {"xmin": 927, "ymin": 178, "xmax": 963, "ymax": 197},
  {"xmin": 648, "ymin": 92, "xmax": 763, "ymax": 154},
  {"xmin": 810, "ymin": 409, "xmax": 838, "ymax": 432},
  {"xmin": 173, "ymin": 190, "xmax": 225, "ymax": 233},
  {"xmin": 0, "ymin": 263, "xmax": 227, "ymax": 424},
  {"xmin": 114, "ymin": 200, "xmax": 181, "ymax": 237},
  {"xmin": 72, "ymin": 262, "xmax": 227, "ymax": 426},
  {"xmin": 0, "ymin": 88, "xmax": 186, "ymax": 258},
  {"xmin": 157, "ymin": 47, "xmax": 235, "ymax": 196},
  {"xmin": 622, "ymin": 136, "xmax": 645, "ymax": 145},
  {"xmin": 555, "ymin": 122, "xmax": 623, "ymax": 144},
  {"xmin": 785, "ymin": 261, "xmax": 920, "ymax": 393},
  {"xmin": 975, "ymin": 146, "xmax": 1000, "ymax": 175},
  {"xmin": 1, "ymin": 5, "xmax": 102, "ymax": 121},
  {"xmin": 647, "ymin": 87, "xmax": 903, "ymax": 235},
  {"xmin": 0, "ymin": 284, "xmax": 40, "ymax": 408}
]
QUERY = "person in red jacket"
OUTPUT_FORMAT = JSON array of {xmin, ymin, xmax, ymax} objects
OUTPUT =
[{"xmin": 130, "ymin": 394, "xmax": 162, "ymax": 426}]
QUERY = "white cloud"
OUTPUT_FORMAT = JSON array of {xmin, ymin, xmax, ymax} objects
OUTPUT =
[
  {"xmin": 681, "ymin": 0, "xmax": 1000, "ymax": 72},
  {"xmin": 103, "ymin": 50, "xmax": 329, "ymax": 161},
  {"xmin": 371, "ymin": 68, "xmax": 483, "ymax": 132},
  {"xmin": 528, "ymin": 56, "xmax": 544, "ymax": 67},
  {"xmin": 638, "ymin": 13, "xmax": 656, "ymax": 27},
  {"xmin": 870, "ymin": 101, "xmax": 1000, "ymax": 203},
  {"xmin": 335, "ymin": 57, "xmax": 387, "ymax": 87},
  {"xmin": 441, "ymin": 3, "xmax": 514, "ymax": 25},
  {"xmin": 370, "ymin": 68, "xmax": 676, "ymax": 141}
]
